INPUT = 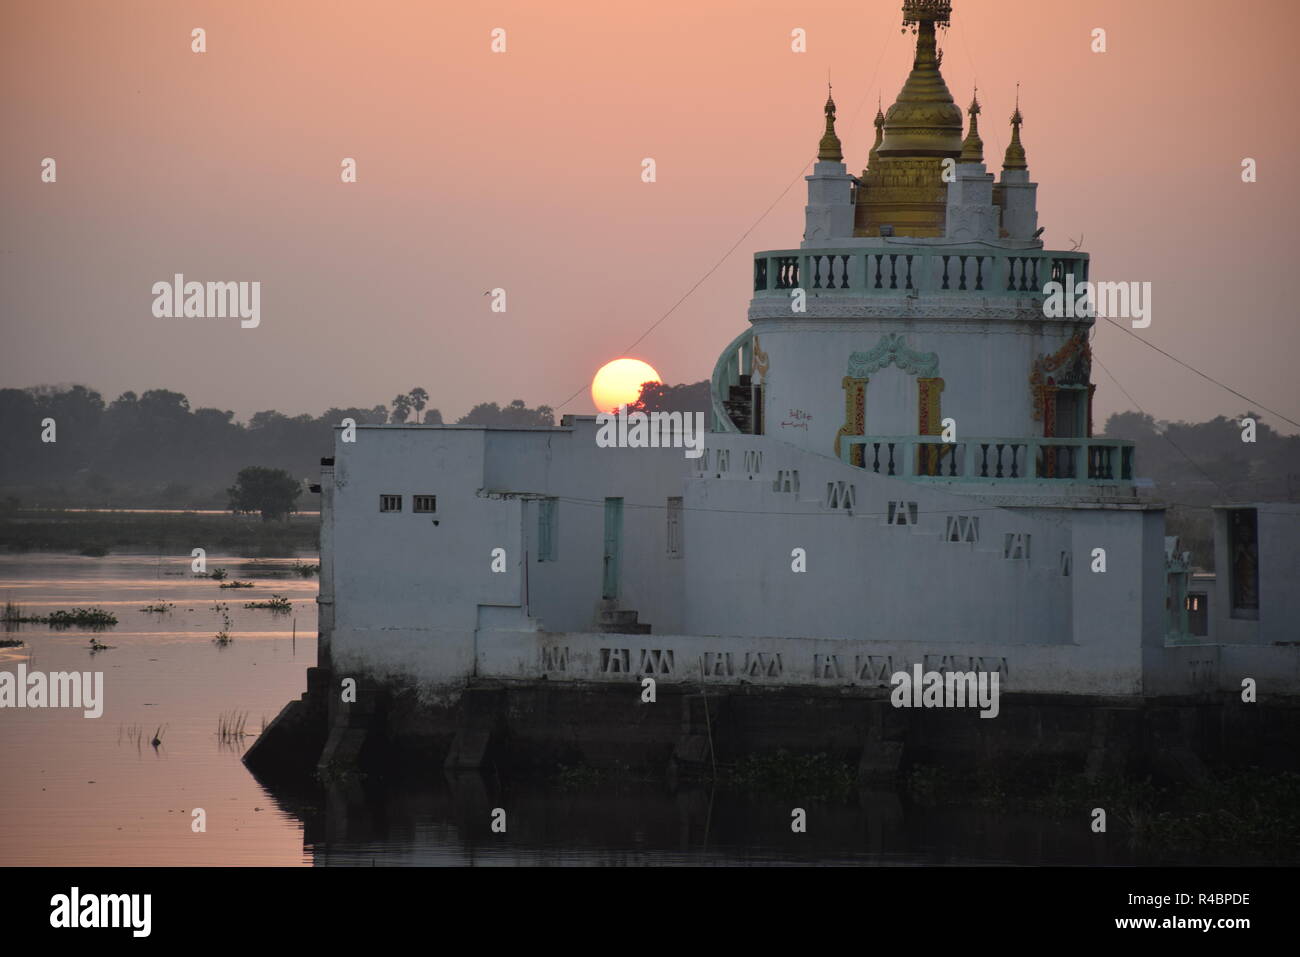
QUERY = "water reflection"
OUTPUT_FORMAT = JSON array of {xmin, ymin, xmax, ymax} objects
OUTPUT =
[{"xmin": 293, "ymin": 773, "xmax": 1135, "ymax": 866}]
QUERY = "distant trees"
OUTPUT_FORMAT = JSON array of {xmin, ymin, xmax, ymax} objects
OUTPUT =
[
  {"xmin": 390, "ymin": 386, "xmax": 439, "ymax": 424},
  {"xmin": 15, "ymin": 378, "xmax": 1294, "ymax": 512},
  {"xmin": 457, "ymin": 399, "xmax": 555, "ymax": 428},
  {"xmin": 1102, "ymin": 410, "xmax": 1300, "ymax": 501},
  {"xmin": 629, "ymin": 379, "xmax": 710, "ymax": 417},
  {"xmin": 227, "ymin": 466, "xmax": 302, "ymax": 521}
]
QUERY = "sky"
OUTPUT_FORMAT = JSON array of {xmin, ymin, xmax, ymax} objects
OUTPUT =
[{"xmin": 2, "ymin": 0, "xmax": 1297, "ymax": 430}]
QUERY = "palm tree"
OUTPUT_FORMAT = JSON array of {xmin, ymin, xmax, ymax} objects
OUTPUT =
[
  {"xmin": 390, "ymin": 394, "xmax": 412, "ymax": 424},
  {"xmin": 408, "ymin": 387, "xmax": 428, "ymax": 420}
]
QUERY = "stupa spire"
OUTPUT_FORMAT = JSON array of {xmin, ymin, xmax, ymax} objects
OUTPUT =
[{"xmin": 817, "ymin": 85, "xmax": 843, "ymax": 162}]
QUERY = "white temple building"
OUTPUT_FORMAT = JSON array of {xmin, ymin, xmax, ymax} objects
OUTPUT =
[{"xmin": 312, "ymin": 0, "xmax": 1298, "ymax": 705}]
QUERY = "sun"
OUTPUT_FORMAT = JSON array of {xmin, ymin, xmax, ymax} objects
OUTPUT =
[{"xmin": 591, "ymin": 358, "xmax": 661, "ymax": 413}]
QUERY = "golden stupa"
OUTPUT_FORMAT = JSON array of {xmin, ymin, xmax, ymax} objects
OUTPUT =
[{"xmin": 855, "ymin": 0, "xmax": 964, "ymax": 238}]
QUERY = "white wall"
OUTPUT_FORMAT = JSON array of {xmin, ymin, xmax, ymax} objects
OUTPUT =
[{"xmin": 752, "ymin": 314, "xmax": 1089, "ymax": 459}]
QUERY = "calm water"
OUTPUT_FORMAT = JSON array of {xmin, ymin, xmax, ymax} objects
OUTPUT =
[{"xmin": 0, "ymin": 552, "xmax": 1164, "ymax": 866}]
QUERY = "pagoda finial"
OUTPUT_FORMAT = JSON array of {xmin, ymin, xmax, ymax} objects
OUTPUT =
[
  {"xmin": 902, "ymin": 0, "xmax": 952, "ymax": 31},
  {"xmin": 960, "ymin": 85, "xmax": 983, "ymax": 163},
  {"xmin": 818, "ymin": 84, "xmax": 843, "ymax": 162},
  {"xmin": 1004, "ymin": 83, "xmax": 1027, "ymax": 170},
  {"xmin": 868, "ymin": 95, "xmax": 886, "ymax": 169}
]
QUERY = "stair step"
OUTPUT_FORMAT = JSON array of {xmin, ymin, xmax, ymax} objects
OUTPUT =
[
  {"xmin": 599, "ymin": 621, "xmax": 651, "ymax": 635},
  {"xmin": 598, "ymin": 609, "xmax": 641, "ymax": 625}
]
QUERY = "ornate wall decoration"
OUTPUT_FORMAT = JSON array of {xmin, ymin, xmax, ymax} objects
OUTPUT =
[
  {"xmin": 917, "ymin": 376, "xmax": 947, "ymax": 474},
  {"xmin": 1030, "ymin": 331, "xmax": 1091, "ymax": 426},
  {"xmin": 751, "ymin": 335, "xmax": 769, "ymax": 384},
  {"xmin": 847, "ymin": 333, "xmax": 940, "ymax": 378},
  {"xmin": 833, "ymin": 376, "xmax": 868, "ymax": 464}
]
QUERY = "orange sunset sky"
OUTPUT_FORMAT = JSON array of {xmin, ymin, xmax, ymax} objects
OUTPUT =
[{"xmin": 2, "ymin": 0, "xmax": 1297, "ymax": 428}]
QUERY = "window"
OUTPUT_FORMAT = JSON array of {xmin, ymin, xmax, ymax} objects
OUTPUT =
[
  {"xmin": 1004, "ymin": 533, "xmax": 1031, "ymax": 560},
  {"xmin": 537, "ymin": 498, "xmax": 557, "ymax": 561},
  {"xmin": 666, "ymin": 497, "xmax": 683, "ymax": 557},
  {"xmin": 1228, "ymin": 508, "xmax": 1259, "ymax": 619},
  {"xmin": 380, "ymin": 494, "xmax": 402, "ymax": 512},
  {"xmin": 413, "ymin": 495, "xmax": 437, "ymax": 513},
  {"xmin": 945, "ymin": 515, "xmax": 979, "ymax": 543},
  {"xmin": 887, "ymin": 501, "xmax": 917, "ymax": 525}
]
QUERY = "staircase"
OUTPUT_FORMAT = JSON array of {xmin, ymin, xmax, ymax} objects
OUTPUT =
[
  {"xmin": 722, "ymin": 374, "xmax": 755, "ymax": 434},
  {"xmin": 594, "ymin": 599, "xmax": 652, "ymax": 635}
]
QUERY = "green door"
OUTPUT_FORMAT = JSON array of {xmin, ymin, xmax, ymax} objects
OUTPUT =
[{"xmin": 602, "ymin": 497, "xmax": 623, "ymax": 600}]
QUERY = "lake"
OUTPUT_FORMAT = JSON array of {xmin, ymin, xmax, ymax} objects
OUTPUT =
[{"xmin": 0, "ymin": 551, "xmax": 1202, "ymax": 866}]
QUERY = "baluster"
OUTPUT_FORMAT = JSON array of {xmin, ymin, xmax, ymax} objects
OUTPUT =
[
  {"xmin": 995, "ymin": 443, "xmax": 1005, "ymax": 478},
  {"xmin": 975, "ymin": 256, "xmax": 984, "ymax": 291},
  {"xmin": 839, "ymin": 254, "xmax": 850, "ymax": 289},
  {"xmin": 812, "ymin": 255, "xmax": 823, "ymax": 290},
  {"xmin": 887, "ymin": 443, "xmax": 896, "ymax": 476},
  {"xmin": 905, "ymin": 255, "xmax": 914, "ymax": 290},
  {"xmin": 872, "ymin": 442, "xmax": 881, "ymax": 474},
  {"xmin": 889, "ymin": 254, "xmax": 898, "ymax": 289},
  {"xmin": 958, "ymin": 255, "xmax": 968, "ymax": 290},
  {"xmin": 948, "ymin": 444, "xmax": 958, "ymax": 476},
  {"xmin": 874, "ymin": 255, "xmax": 883, "ymax": 289},
  {"xmin": 941, "ymin": 255, "xmax": 950, "ymax": 290},
  {"xmin": 980, "ymin": 443, "xmax": 990, "ymax": 478},
  {"xmin": 1007, "ymin": 256, "xmax": 1017, "ymax": 292},
  {"xmin": 1010, "ymin": 444, "xmax": 1020, "ymax": 479}
]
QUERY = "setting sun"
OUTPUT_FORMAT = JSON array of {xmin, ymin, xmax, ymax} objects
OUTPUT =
[{"xmin": 591, "ymin": 358, "xmax": 661, "ymax": 413}]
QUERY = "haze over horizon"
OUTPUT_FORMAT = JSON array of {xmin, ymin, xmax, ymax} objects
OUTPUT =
[{"xmin": 3, "ymin": 0, "xmax": 1298, "ymax": 431}]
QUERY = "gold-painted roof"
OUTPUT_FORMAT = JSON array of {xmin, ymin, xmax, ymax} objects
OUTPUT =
[
  {"xmin": 877, "ymin": 16, "xmax": 963, "ymax": 159},
  {"xmin": 818, "ymin": 87, "xmax": 843, "ymax": 162},
  {"xmin": 867, "ymin": 98, "xmax": 885, "ymax": 169},
  {"xmin": 960, "ymin": 91, "xmax": 984, "ymax": 164},
  {"xmin": 1003, "ymin": 102, "xmax": 1028, "ymax": 170}
]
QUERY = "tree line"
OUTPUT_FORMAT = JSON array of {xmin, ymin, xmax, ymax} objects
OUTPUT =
[{"xmin": 1, "ymin": 382, "xmax": 1291, "ymax": 514}]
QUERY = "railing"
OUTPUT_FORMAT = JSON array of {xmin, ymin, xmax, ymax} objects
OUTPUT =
[
  {"xmin": 711, "ymin": 327, "xmax": 753, "ymax": 433},
  {"xmin": 753, "ymin": 246, "xmax": 1089, "ymax": 298},
  {"xmin": 838, "ymin": 435, "xmax": 1135, "ymax": 484}
]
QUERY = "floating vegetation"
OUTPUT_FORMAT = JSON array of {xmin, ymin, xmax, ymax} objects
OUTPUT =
[
  {"xmin": 208, "ymin": 568, "xmax": 228, "ymax": 581},
  {"xmin": 120, "ymin": 724, "xmax": 146, "ymax": 747},
  {"xmin": 139, "ymin": 601, "xmax": 175, "ymax": 613},
  {"xmin": 292, "ymin": 561, "xmax": 320, "ymax": 578},
  {"xmin": 88, "ymin": 637, "xmax": 113, "ymax": 652},
  {"xmin": 720, "ymin": 750, "xmax": 858, "ymax": 802},
  {"xmin": 2, "ymin": 605, "xmax": 118, "ymax": 627},
  {"xmin": 0, "ymin": 637, "xmax": 24, "ymax": 648},
  {"xmin": 218, "ymin": 580, "xmax": 254, "ymax": 589},
  {"xmin": 244, "ymin": 594, "xmax": 291, "ymax": 611},
  {"xmin": 212, "ymin": 602, "xmax": 233, "ymax": 646},
  {"xmin": 216, "ymin": 710, "xmax": 250, "ymax": 742}
]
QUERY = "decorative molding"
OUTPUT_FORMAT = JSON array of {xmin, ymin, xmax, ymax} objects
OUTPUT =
[
  {"xmin": 748, "ymin": 300, "xmax": 1058, "ymax": 322},
  {"xmin": 751, "ymin": 334, "xmax": 770, "ymax": 384},
  {"xmin": 847, "ymin": 333, "xmax": 939, "ymax": 377},
  {"xmin": 1030, "ymin": 332, "xmax": 1091, "ymax": 423},
  {"xmin": 833, "ymin": 376, "xmax": 867, "ymax": 462}
]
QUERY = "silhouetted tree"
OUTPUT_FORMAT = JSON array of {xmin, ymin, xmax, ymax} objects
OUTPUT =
[
  {"xmin": 227, "ymin": 466, "xmax": 302, "ymax": 521},
  {"xmin": 629, "ymin": 380, "xmax": 710, "ymax": 417},
  {"xmin": 457, "ymin": 399, "xmax": 555, "ymax": 428}
]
